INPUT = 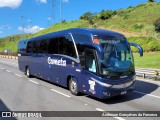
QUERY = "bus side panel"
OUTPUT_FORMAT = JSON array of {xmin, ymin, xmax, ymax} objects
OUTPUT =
[
  {"xmin": 52, "ymin": 56, "xmax": 79, "ymax": 87},
  {"xmin": 29, "ymin": 54, "xmax": 44, "ymax": 78},
  {"xmin": 18, "ymin": 54, "xmax": 30, "ymax": 73},
  {"xmin": 43, "ymin": 54, "xmax": 58, "ymax": 83}
]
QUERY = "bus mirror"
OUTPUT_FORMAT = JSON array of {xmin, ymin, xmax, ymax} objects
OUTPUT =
[{"xmin": 130, "ymin": 42, "xmax": 143, "ymax": 57}]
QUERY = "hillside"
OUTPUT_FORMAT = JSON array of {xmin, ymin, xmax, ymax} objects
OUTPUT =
[{"xmin": 0, "ymin": 2, "xmax": 160, "ymax": 52}]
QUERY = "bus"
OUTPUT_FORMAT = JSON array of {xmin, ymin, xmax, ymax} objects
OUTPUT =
[{"xmin": 18, "ymin": 28, "xmax": 143, "ymax": 99}]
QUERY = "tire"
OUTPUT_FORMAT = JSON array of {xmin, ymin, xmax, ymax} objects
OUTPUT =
[
  {"xmin": 69, "ymin": 78, "xmax": 79, "ymax": 95},
  {"xmin": 26, "ymin": 67, "xmax": 31, "ymax": 78}
]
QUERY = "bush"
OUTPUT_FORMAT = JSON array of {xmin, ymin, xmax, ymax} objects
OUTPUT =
[
  {"xmin": 80, "ymin": 12, "xmax": 96, "ymax": 25},
  {"xmin": 154, "ymin": 17, "xmax": 160, "ymax": 33},
  {"xmin": 99, "ymin": 10, "xmax": 116, "ymax": 20},
  {"xmin": 148, "ymin": 0, "xmax": 154, "ymax": 2},
  {"xmin": 127, "ymin": 37, "xmax": 160, "ymax": 52},
  {"xmin": 80, "ymin": 12, "xmax": 93, "ymax": 20}
]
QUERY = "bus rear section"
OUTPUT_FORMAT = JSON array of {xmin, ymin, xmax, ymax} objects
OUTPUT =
[{"xmin": 18, "ymin": 28, "xmax": 143, "ymax": 99}]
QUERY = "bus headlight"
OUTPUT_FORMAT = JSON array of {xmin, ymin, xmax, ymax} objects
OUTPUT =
[{"xmin": 91, "ymin": 77, "xmax": 111, "ymax": 87}]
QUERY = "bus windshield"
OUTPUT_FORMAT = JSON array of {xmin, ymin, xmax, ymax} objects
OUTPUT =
[{"xmin": 99, "ymin": 36, "xmax": 134, "ymax": 76}]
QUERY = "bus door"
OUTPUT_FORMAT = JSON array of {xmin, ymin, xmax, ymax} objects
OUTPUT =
[{"xmin": 80, "ymin": 48, "xmax": 99, "ymax": 94}]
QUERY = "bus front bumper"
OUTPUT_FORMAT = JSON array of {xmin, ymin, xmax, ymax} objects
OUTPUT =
[{"xmin": 95, "ymin": 80, "xmax": 136, "ymax": 99}]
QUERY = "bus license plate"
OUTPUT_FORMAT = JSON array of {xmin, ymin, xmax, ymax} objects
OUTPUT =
[{"xmin": 121, "ymin": 91, "xmax": 127, "ymax": 95}]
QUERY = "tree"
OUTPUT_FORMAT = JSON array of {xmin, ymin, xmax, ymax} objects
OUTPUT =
[
  {"xmin": 80, "ymin": 12, "xmax": 95, "ymax": 25},
  {"xmin": 99, "ymin": 10, "xmax": 116, "ymax": 20},
  {"xmin": 80, "ymin": 12, "xmax": 93, "ymax": 21},
  {"xmin": 154, "ymin": 18, "xmax": 160, "ymax": 33},
  {"xmin": 148, "ymin": 0, "xmax": 154, "ymax": 2}
]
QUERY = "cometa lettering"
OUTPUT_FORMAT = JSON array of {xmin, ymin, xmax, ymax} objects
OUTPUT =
[{"xmin": 48, "ymin": 57, "xmax": 66, "ymax": 66}]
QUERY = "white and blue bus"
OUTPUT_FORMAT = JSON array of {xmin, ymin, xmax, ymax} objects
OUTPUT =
[{"xmin": 18, "ymin": 28, "xmax": 143, "ymax": 99}]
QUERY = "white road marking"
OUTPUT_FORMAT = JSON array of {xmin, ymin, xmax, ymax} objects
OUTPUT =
[
  {"xmin": 133, "ymin": 91, "xmax": 160, "ymax": 99},
  {"xmin": 29, "ymin": 80, "xmax": 39, "ymax": 84},
  {"xmin": 1, "ymin": 68, "xmax": 4, "ymax": 69},
  {"xmin": 96, "ymin": 108, "xmax": 105, "ymax": 111},
  {"xmin": 114, "ymin": 117, "xmax": 126, "ymax": 120},
  {"xmin": 6, "ymin": 70, "xmax": 11, "ymax": 72},
  {"xmin": 51, "ymin": 89, "xmax": 71, "ymax": 98},
  {"xmin": 14, "ymin": 74, "xmax": 22, "ymax": 77},
  {"xmin": 96, "ymin": 108, "xmax": 126, "ymax": 120}
]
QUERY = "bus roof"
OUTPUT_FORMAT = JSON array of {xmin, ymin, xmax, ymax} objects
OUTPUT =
[
  {"xmin": 21, "ymin": 28, "xmax": 124, "ymax": 42},
  {"xmin": 75, "ymin": 28, "xmax": 124, "ymax": 37}
]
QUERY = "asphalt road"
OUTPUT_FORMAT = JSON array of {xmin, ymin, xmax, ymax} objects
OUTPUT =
[{"xmin": 0, "ymin": 58, "xmax": 160, "ymax": 120}]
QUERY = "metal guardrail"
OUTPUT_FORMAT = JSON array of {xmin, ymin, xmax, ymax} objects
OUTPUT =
[
  {"xmin": 0, "ymin": 52, "xmax": 18, "ymax": 60},
  {"xmin": 136, "ymin": 68, "xmax": 160, "ymax": 80}
]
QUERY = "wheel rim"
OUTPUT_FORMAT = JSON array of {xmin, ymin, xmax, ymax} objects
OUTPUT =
[
  {"xmin": 26, "ymin": 68, "xmax": 29, "ymax": 76},
  {"xmin": 70, "ymin": 80, "xmax": 77, "ymax": 93}
]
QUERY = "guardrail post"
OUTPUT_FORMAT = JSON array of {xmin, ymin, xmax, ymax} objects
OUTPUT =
[
  {"xmin": 154, "ymin": 76, "xmax": 157, "ymax": 80},
  {"xmin": 143, "ymin": 74, "xmax": 145, "ymax": 79}
]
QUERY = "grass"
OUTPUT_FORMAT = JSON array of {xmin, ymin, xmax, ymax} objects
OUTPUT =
[
  {"xmin": 133, "ymin": 52, "xmax": 160, "ymax": 69},
  {"xmin": 103, "ymin": 2, "xmax": 160, "ymax": 34}
]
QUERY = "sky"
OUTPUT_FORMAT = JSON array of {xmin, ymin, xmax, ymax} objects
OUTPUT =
[{"xmin": 0, "ymin": 0, "xmax": 160, "ymax": 38}]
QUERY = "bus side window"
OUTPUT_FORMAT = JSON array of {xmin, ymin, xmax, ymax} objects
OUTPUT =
[
  {"xmin": 26, "ymin": 41, "xmax": 33, "ymax": 53},
  {"xmin": 39, "ymin": 40, "xmax": 48, "ymax": 53},
  {"xmin": 33, "ymin": 40, "xmax": 41, "ymax": 53},
  {"xmin": 48, "ymin": 38, "xmax": 58, "ymax": 54},
  {"xmin": 85, "ymin": 49, "xmax": 97, "ymax": 74},
  {"xmin": 18, "ymin": 41, "xmax": 27, "ymax": 53},
  {"xmin": 77, "ymin": 44, "xmax": 85, "ymax": 68},
  {"xmin": 58, "ymin": 35, "xmax": 77, "ymax": 58}
]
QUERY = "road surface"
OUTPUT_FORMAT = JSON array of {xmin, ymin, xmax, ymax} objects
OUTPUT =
[{"xmin": 0, "ymin": 58, "xmax": 160, "ymax": 120}]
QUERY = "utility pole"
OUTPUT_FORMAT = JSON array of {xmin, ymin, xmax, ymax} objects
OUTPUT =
[
  {"xmin": 48, "ymin": 17, "xmax": 52, "ymax": 29},
  {"xmin": 28, "ymin": 19, "xmax": 32, "ymax": 34},
  {"xmin": 21, "ymin": 16, "xmax": 26, "ymax": 39},
  {"xmin": 60, "ymin": 0, "xmax": 62, "ymax": 30}
]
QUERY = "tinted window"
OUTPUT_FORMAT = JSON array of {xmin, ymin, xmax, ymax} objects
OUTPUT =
[
  {"xmin": 26, "ymin": 41, "xmax": 33, "ymax": 53},
  {"xmin": 18, "ymin": 41, "xmax": 27, "ymax": 53},
  {"xmin": 77, "ymin": 44, "xmax": 85, "ymax": 67},
  {"xmin": 58, "ymin": 35, "xmax": 77, "ymax": 58},
  {"xmin": 33, "ymin": 40, "xmax": 41, "ymax": 53},
  {"xmin": 72, "ymin": 34, "xmax": 92, "ymax": 44},
  {"xmin": 48, "ymin": 38, "xmax": 58, "ymax": 54},
  {"xmin": 39, "ymin": 39, "xmax": 48, "ymax": 53}
]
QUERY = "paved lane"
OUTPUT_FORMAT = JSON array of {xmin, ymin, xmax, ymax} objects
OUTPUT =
[{"xmin": 0, "ymin": 58, "xmax": 160, "ymax": 120}]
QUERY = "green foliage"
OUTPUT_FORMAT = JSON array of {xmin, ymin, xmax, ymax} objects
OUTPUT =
[
  {"xmin": 154, "ymin": 17, "xmax": 160, "ymax": 33},
  {"xmin": 80, "ymin": 12, "xmax": 92, "ymax": 20},
  {"xmin": 0, "ymin": 34, "xmax": 30, "ymax": 52},
  {"xmin": 128, "ymin": 37, "xmax": 160, "ymax": 52},
  {"xmin": 148, "ymin": 0, "xmax": 155, "ymax": 2},
  {"xmin": 80, "ymin": 12, "xmax": 96, "ymax": 25},
  {"xmin": 98, "ymin": 10, "xmax": 116, "ymax": 20},
  {"xmin": 132, "ymin": 23, "xmax": 144, "ymax": 30}
]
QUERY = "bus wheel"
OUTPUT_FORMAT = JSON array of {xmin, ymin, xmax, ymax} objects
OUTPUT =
[
  {"xmin": 26, "ymin": 67, "xmax": 31, "ymax": 78},
  {"xmin": 69, "ymin": 78, "xmax": 79, "ymax": 95}
]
